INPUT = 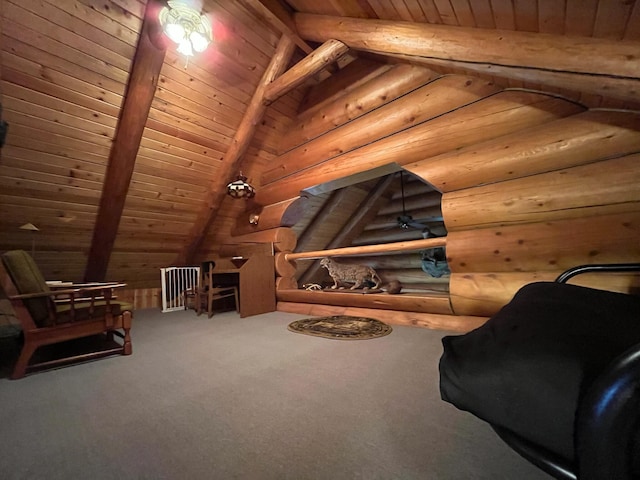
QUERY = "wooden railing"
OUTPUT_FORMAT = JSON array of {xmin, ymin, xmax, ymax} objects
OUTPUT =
[
  {"xmin": 272, "ymin": 235, "xmax": 484, "ymax": 331},
  {"xmin": 284, "ymin": 237, "xmax": 446, "ymax": 261}
]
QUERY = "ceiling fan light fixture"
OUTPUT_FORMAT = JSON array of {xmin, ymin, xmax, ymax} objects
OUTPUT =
[
  {"xmin": 396, "ymin": 171, "xmax": 429, "ymax": 230},
  {"xmin": 159, "ymin": 1, "xmax": 212, "ymax": 57},
  {"xmin": 397, "ymin": 215, "xmax": 411, "ymax": 229}
]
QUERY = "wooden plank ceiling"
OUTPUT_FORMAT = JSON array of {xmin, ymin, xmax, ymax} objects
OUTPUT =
[{"xmin": 0, "ymin": 0, "xmax": 638, "ymax": 289}]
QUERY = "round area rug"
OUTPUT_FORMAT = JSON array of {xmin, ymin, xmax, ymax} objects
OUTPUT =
[{"xmin": 287, "ymin": 315, "xmax": 392, "ymax": 340}]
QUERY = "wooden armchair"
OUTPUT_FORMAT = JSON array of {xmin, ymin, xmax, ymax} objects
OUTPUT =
[{"xmin": 0, "ymin": 250, "xmax": 133, "ymax": 379}]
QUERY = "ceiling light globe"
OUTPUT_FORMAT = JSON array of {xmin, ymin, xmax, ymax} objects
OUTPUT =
[
  {"xmin": 177, "ymin": 39, "xmax": 194, "ymax": 56},
  {"xmin": 164, "ymin": 22, "xmax": 186, "ymax": 44},
  {"xmin": 190, "ymin": 31, "xmax": 210, "ymax": 52}
]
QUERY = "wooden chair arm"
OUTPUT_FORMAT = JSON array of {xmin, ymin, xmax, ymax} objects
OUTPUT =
[
  {"xmin": 9, "ymin": 283, "xmax": 126, "ymax": 300},
  {"xmin": 48, "ymin": 281, "xmax": 125, "ymax": 289}
]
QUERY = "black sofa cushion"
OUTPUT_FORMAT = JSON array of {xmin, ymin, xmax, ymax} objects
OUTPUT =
[{"xmin": 439, "ymin": 281, "xmax": 640, "ymax": 463}]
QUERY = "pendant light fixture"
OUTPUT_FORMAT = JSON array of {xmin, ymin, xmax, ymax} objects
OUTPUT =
[
  {"xmin": 159, "ymin": 1, "xmax": 212, "ymax": 57},
  {"xmin": 226, "ymin": 172, "xmax": 255, "ymax": 199}
]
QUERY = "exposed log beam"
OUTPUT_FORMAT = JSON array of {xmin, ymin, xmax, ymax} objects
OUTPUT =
[
  {"xmin": 295, "ymin": 13, "xmax": 639, "ymax": 77},
  {"xmin": 231, "ymin": 196, "xmax": 307, "ymax": 236},
  {"xmin": 325, "ymin": 175, "xmax": 396, "ymax": 249},
  {"xmin": 295, "ymin": 188, "xmax": 352, "ymax": 253},
  {"xmin": 84, "ymin": 0, "xmax": 166, "ymax": 282},
  {"xmin": 446, "ymin": 212, "xmax": 640, "ymax": 274},
  {"xmin": 394, "ymin": 56, "xmax": 640, "ymax": 105},
  {"xmin": 297, "ymin": 57, "xmax": 392, "ymax": 118},
  {"xmin": 255, "ymin": 92, "xmax": 583, "ymax": 205},
  {"xmin": 294, "ymin": 13, "xmax": 640, "ymax": 104},
  {"xmin": 175, "ymin": 35, "xmax": 296, "ymax": 265},
  {"xmin": 293, "ymin": 188, "xmax": 355, "ymax": 281},
  {"xmin": 277, "ymin": 289, "xmax": 453, "ymax": 315},
  {"xmin": 263, "ymin": 39, "xmax": 349, "ymax": 105},
  {"xmin": 240, "ymin": 0, "xmax": 313, "ymax": 54},
  {"xmin": 442, "ymin": 153, "xmax": 640, "ymax": 231},
  {"xmin": 262, "ymin": 75, "xmax": 498, "ymax": 185},
  {"xmin": 280, "ymin": 64, "xmax": 437, "ymax": 153},
  {"xmin": 405, "ymin": 110, "xmax": 640, "ymax": 193}
]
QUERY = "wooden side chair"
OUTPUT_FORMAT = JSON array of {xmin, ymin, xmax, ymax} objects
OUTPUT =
[
  {"xmin": 194, "ymin": 262, "xmax": 239, "ymax": 318},
  {"xmin": 0, "ymin": 250, "xmax": 133, "ymax": 379},
  {"xmin": 182, "ymin": 261, "xmax": 215, "ymax": 312}
]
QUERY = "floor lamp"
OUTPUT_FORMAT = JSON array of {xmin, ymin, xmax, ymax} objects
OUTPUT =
[{"xmin": 19, "ymin": 223, "xmax": 39, "ymax": 257}]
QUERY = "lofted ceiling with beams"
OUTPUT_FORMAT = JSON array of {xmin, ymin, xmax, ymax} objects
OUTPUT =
[
  {"xmin": 283, "ymin": 0, "xmax": 640, "ymax": 111},
  {"xmin": 0, "ymin": 0, "xmax": 638, "ymax": 290}
]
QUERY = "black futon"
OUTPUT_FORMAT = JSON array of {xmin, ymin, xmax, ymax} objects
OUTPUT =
[{"xmin": 439, "ymin": 264, "xmax": 640, "ymax": 480}]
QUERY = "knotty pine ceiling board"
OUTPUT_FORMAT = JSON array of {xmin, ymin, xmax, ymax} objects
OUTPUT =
[{"xmin": 112, "ymin": 0, "xmax": 296, "ymax": 273}]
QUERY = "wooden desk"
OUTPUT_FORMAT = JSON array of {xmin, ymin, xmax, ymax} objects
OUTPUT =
[{"xmin": 211, "ymin": 255, "xmax": 275, "ymax": 318}]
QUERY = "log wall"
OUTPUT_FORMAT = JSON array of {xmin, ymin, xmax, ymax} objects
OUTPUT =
[
  {"xmin": 406, "ymin": 110, "xmax": 640, "ymax": 317},
  {"xmin": 255, "ymin": 86, "xmax": 585, "ymax": 205},
  {"xmin": 254, "ymin": 68, "xmax": 640, "ymax": 328}
]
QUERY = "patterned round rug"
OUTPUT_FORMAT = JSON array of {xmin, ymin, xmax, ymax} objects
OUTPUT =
[{"xmin": 287, "ymin": 315, "xmax": 392, "ymax": 340}]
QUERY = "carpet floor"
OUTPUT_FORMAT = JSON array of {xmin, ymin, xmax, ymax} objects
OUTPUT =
[{"xmin": 0, "ymin": 308, "xmax": 552, "ymax": 479}]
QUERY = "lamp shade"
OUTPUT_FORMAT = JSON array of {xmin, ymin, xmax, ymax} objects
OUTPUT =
[
  {"xmin": 19, "ymin": 223, "xmax": 39, "ymax": 231},
  {"xmin": 159, "ymin": 1, "xmax": 212, "ymax": 57},
  {"xmin": 226, "ymin": 173, "xmax": 255, "ymax": 199}
]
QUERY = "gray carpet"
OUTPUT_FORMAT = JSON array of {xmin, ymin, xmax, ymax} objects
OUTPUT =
[{"xmin": 0, "ymin": 309, "xmax": 551, "ymax": 479}]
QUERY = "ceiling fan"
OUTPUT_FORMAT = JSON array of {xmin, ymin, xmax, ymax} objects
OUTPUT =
[{"xmin": 396, "ymin": 171, "xmax": 430, "ymax": 232}]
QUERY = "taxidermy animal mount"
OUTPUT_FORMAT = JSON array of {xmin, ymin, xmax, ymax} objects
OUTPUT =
[{"xmin": 320, "ymin": 257, "xmax": 382, "ymax": 290}]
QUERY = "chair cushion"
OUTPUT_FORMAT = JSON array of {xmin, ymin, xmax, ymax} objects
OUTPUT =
[
  {"xmin": 439, "ymin": 282, "xmax": 640, "ymax": 463},
  {"xmin": 55, "ymin": 300, "xmax": 133, "ymax": 323},
  {"xmin": 2, "ymin": 250, "xmax": 52, "ymax": 327}
]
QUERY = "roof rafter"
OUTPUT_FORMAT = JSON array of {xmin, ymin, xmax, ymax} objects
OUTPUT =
[
  {"xmin": 239, "ymin": 0, "xmax": 314, "ymax": 54},
  {"xmin": 263, "ymin": 39, "xmax": 349, "ymax": 105},
  {"xmin": 174, "ymin": 35, "xmax": 296, "ymax": 265},
  {"xmin": 84, "ymin": 0, "xmax": 167, "ymax": 281}
]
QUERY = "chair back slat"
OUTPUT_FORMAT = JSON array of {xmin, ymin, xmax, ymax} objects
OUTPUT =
[{"xmin": 200, "ymin": 261, "xmax": 216, "ymax": 289}]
